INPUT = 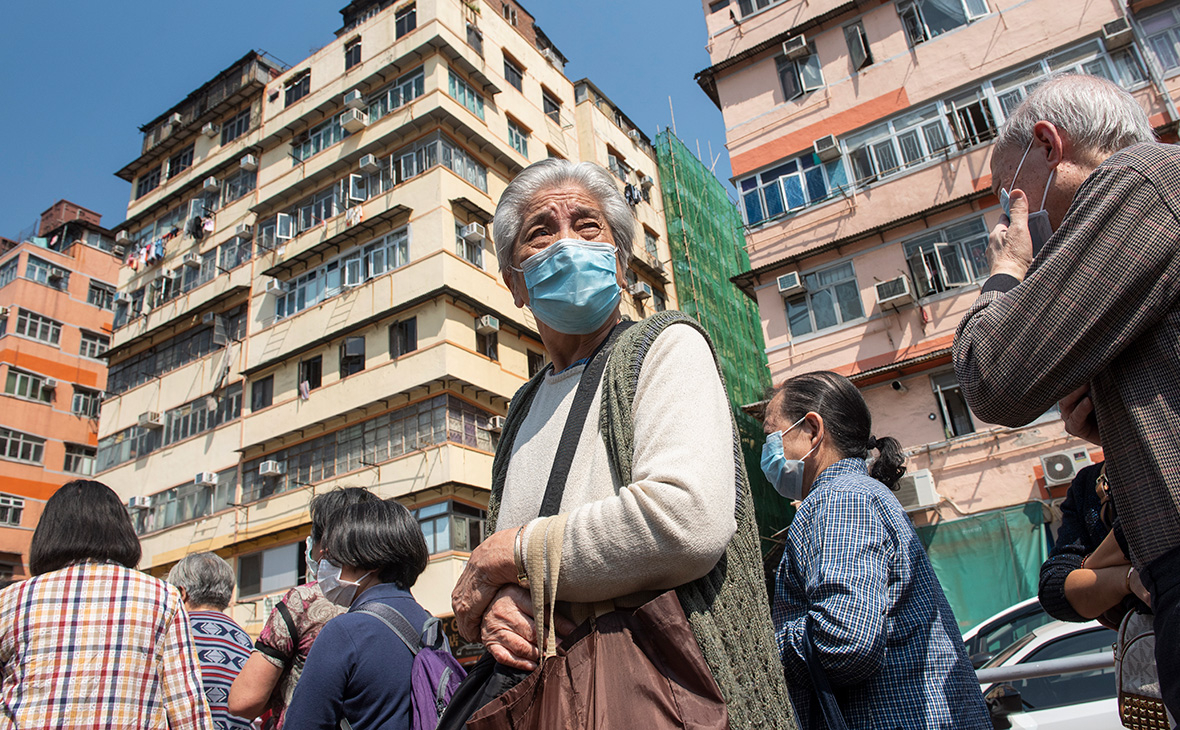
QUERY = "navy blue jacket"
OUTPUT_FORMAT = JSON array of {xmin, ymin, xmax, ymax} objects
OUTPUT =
[{"xmin": 284, "ymin": 583, "xmax": 431, "ymax": 730}]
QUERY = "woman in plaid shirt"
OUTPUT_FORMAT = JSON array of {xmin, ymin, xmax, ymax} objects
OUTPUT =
[{"xmin": 0, "ymin": 480, "xmax": 211, "ymax": 729}]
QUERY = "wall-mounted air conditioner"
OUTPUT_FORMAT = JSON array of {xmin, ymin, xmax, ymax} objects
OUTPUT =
[
  {"xmin": 259, "ymin": 460, "xmax": 285, "ymax": 477},
  {"xmin": 115, "ymin": 230, "xmax": 130, "ymax": 244},
  {"xmin": 893, "ymin": 469, "xmax": 940, "ymax": 511},
  {"xmin": 138, "ymin": 411, "xmax": 164, "ymax": 429},
  {"xmin": 48, "ymin": 267, "xmax": 67, "ymax": 281},
  {"xmin": 1041, "ymin": 448, "xmax": 1093, "ymax": 486},
  {"xmin": 203, "ymin": 176, "xmax": 220, "ymax": 191},
  {"xmin": 167, "ymin": 112, "xmax": 183, "ymax": 126},
  {"xmin": 782, "ymin": 35, "xmax": 809, "ymax": 60},
  {"xmin": 41, "ymin": 378, "xmax": 57, "ymax": 390},
  {"xmin": 161, "ymin": 269, "xmax": 180, "ymax": 281},
  {"xmin": 1103, "ymin": 17, "xmax": 1133, "ymax": 48},
  {"xmin": 813, "ymin": 134, "xmax": 841, "ymax": 162},
  {"xmin": 875, "ymin": 276, "xmax": 913, "ymax": 308},
  {"xmin": 340, "ymin": 109, "xmax": 368, "ymax": 133},
  {"xmin": 476, "ymin": 315, "xmax": 500, "ymax": 334},
  {"xmin": 627, "ymin": 129, "xmax": 643, "ymax": 142},
  {"xmin": 115, "ymin": 292, "xmax": 133, "ymax": 303},
  {"xmin": 195, "ymin": 472, "xmax": 218, "ymax": 487},
  {"xmin": 265, "ymin": 279, "xmax": 287, "ymax": 295},
  {"xmin": 128, "ymin": 495, "xmax": 153, "ymax": 509},
  {"xmin": 776, "ymin": 272, "xmax": 806, "ymax": 297},
  {"xmin": 488, "ymin": 416, "xmax": 506, "ymax": 432},
  {"xmin": 462, "ymin": 222, "xmax": 487, "ymax": 242},
  {"xmin": 358, "ymin": 154, "xmax": 381, "ymax": 173},
  {"xmin": 181, "ymin": 252, "xmax": 201, "ymax": 268},
  {"xmin": 540, "ymin": 47, "xmax": 561, "ymax": 66},
  {"xmin": 235, "ymin": 223, "xmax": 253, "ymax": 239},
  {"xmin": 201, "ymin": 122, "xmax": 219, "ymax": 137},
  {"xmin": 240, "ymin": 154, "xmax": 258, "ymax": 171},
  {"xmin": 629, "ymin": 281, "xmax": 653, "ymax": 300},
  {"xmin": 343, "ymin": 89, "xmax": 365, "ymax": 110}
]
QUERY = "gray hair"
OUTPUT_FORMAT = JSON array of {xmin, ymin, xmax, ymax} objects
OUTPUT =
[
  {"xmin": 493, "ymin": 158, "xmax": 634, "ymax": 272},
  {"xmin": 995, "ymin": 72, "xmax": 1154, "ymax": 159},
  {"xmin": 167, "ymin": 551, "xmax": 235, "ymax": 610}
]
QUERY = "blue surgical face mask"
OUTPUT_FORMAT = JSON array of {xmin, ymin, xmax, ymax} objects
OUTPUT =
[
  {"xmin": 1000, "ymin": 140, "xmax": 1056, "ymax": 257},
  {"xmin": 760, "ymin": 416, "xmax": 821, "ymax": 501},
  {"xmin": 512, "ymin": 238, "xmax": 621, "ymax": 335},
  {"xmin": 316, "ymin": 558, "xmax": 373, "ymax": 607}
]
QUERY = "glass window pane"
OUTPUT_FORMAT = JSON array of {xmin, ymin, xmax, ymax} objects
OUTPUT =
[
  {"xmin": 835, "ymin": 280, "xmax": 863, "ymax": 322},
  {"xmin": 763, "ymin": 183, "xmax": 785, "ymax": 218},
  {"xmin": 897, "ymin": 130, "xmax": 924, "ymax": 165},
  {"xmin": 743, "ymin": 191, "xmax": 764, "ymax": 224},
  {"xmin": 824, "ymin": 160, "xmax": 849, "ymax": 190},
  {"xmin": 920, "ymin": 0, "xmax": 969, "ymax": 37},
  {"xmin": 787, "ymin": 298, "xmax": 813, "ymax": 337},
  {"xmin": 810, "ymin": 288, "xmax": 838, "ymax": 330},
  {"xmin": 872, "ymin": 141, "xmax": 900, "ymax": 175},
  {"xmin": 783, "ymin": 175, "xmax": 806, "ymax": 209},
  {"xmin": 805, "ymin": 166, "xmax": 827, "ymax": 202}
]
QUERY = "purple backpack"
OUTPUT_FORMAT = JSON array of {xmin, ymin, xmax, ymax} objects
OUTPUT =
[{"xmin": 355, "ymin": 603, "xmax": 467, "ymax": 730}]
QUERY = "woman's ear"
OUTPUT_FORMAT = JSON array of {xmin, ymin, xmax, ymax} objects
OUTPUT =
[{"xmin": 503, "ymin": 268, "xmax": 528, "ymax": 308}]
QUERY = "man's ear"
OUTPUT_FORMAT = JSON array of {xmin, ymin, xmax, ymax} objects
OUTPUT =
[{"xmin": 1034, "ymin": 120, "xmax": 1065, "ymax": 169}]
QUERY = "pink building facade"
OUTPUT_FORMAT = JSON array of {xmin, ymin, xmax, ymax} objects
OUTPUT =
[{"xmin": 697, "ymin": 0, "xmax": 1180, "ymax": 526}]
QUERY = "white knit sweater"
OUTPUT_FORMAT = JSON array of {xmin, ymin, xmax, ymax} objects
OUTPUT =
[{"xmin": 496, "ymin": 324, "xmax": 737, "ymax": 604}]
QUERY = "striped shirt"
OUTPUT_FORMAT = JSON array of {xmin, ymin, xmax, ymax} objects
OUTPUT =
[
  {"xmin": 0, "ymin": 562, "xmax": 212, "ymax": 729},
  {"xmin": 772, "ymin": 459, "xmax": 989, "ymax": 730},
  {"xmin": 188, "ymin": 611, "xmax": 254, "ymax": 730}
]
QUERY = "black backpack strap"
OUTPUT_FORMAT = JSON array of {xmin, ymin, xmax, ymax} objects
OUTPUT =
[
  {"xmin": 538, "ymin": 320, "xmax": 636, "ymax": 517},
  {"xmin": 355, "ymin": 603, "xmax": 423, "ymax": 656}
]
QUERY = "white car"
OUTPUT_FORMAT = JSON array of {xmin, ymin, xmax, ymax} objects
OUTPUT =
[
  {"xmin": 963, "ymin": 596, "xmax": 1054, "ymax": 668},
  {"xmin": 979, "ymin": 619, "xmax": 1118, "ymax": 729}
]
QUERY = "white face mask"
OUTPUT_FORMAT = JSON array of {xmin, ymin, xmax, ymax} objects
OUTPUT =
[
  {"xmin": 316, "ymin": 558, "xmax": 373, "ymax": 607},
  {"xmin": 1000, "ymin": 139, "xmax": 1055, "ymax": 257}
]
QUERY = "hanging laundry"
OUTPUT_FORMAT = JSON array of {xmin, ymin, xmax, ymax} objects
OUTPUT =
[
  {"xmin": 299, "ymin": 381, "xmax": 311, "ymax": 401},
  {"xmin": 154, "ymin": 240, "xmax": 165, "ymax": 260},
  {"xmin": 624, "ymin": 184, "xmax": 640, "ymax": 206},
  {"xmin": 161, "ymin": 227, "xmax": 180, "ymax": 243},
  {"xmin": 49, "ymin": 234, "xmax": 59, "ymax": 247},
  {"xmin": 188, "ymin": 216, "xmax": 204, "ymax": 241},
  {"xmin": 345, "ymin": 206, "xmax": 364, "ymax": 227},
  {"xmin": 202, "ymin": 217, "xmax": 215, "ymax": 233},
  {"xmin": 126, "ymin": 252, "xmax": 139, "ymax": 270}
]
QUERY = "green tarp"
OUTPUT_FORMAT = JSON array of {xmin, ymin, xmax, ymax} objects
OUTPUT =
[{"xmin": 915, "ymin": 502, "xmax": 1049, "ymax": 633}]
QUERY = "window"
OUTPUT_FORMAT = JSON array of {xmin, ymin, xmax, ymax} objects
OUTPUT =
[
  {"xmin": 527, "ymin": 350, "xmax": 546, "ymax": 377},
  {"xmin": 79, "ymin": 330, "xmax": 109, "ymax": 359},
  {"xmin": 390, "ymin": 318, "xmax": 418, "ymax": 358},
  {"xmin": 72, "ymin": 386, "xmax": 101, "ymax": 418},
  {"xmin": 26, "ymin": 256, "xmax": 68, "ymax": 290},
  {"xmin": 134, "ymin": 468, "xmax": 237, "ymax": 535},
  {"xmin": 5, "ymin": 369, "xmax": 52, "ymax": 403},
  {"xmin": 504, "ymin": 56, "xmax": 524, "ymax": 91},
  {"xmin": 844, "ymin": 103, "xmax": 952, "ymax": 185},
  {"xmin": 845, "ymin": 21, "xmax": 873, "ymax": 70},
  {"xmin": 275, "ymin": 228, "xmax": 409, "ymax": 320},
  {"xmin": 1005, "ymin": 628, "xmax": 1116, "ymax": 711},
  {"xmin": 15, "ymin": 310, "xmax": 61, "ymax": 345},
  {"xmin": 740, "ymin": 153, "xmax": 850, "ymax": 225},
  {"xmin": 644, "ymin": 229, "xmax": 659, "ymax": 258},
  {"xmin": 709, "ymin": 0, "xmax": 729, "ymax": 11},
  {"xmin": 456, "ymin": 222, "xmax": 483, "ymax": 267},
  {"xmin": 448, "ymin": 71, "xmax": 486, "ymax": 120},
  {"xmin": 0, "ymin": 427, "xmax": 45, "ymax": 464},
  {"xmin": 736, "ymin": 0, "xmax": 780, "ymax": 16},
  {"xmin": 0, "ymin": 259, "xmax": 17, "ymax": 288},
  {"xmin": 502, "ymin": 1, "xmax": 518, "ymax": 24},
  {"xmin": 299, "ymin": 356, "xmax": 323, "ymax": 391},
  {"xmin": 293, "ymin": 115, "xmax": 345, "ymax": 162},
  {"xmin": 0, "ymin": 495, "xmax": 23, "ymax": 526},
  {"xmin": 252, "ymin": 375, "xmax": 274, "ymax": 411},
  {"xmin": 1143, "ymin": 5, "xmax": 1180, "ymax": 73},
  {"xmin": 507, "ymin": 118, "xmax": 529, "ymax": 157},
  {"xmin": 904, "ymin": 217, "xmax": 989, "ymax": 297},
  {"xmin": 106, "ymin": 307, "xmax": 246, "ymax": 394},
  {"xmin": 238, "ymin": 543, "xmax": 305, "ymax": 597},
  {"xmin": 136, "ymin": 167, "xmax": 161, "ymax": 199},
  {"xmin": 476, "ymin": 330, "xmax": 498, "ymax": 361},
  {"xmin": 395, "ymin": 4, "xmax": 417, "ymax": 38},
  {"xmin": 163, "ymin": 384, "xmax": 243, "ymax": 447},
  {"xmin": 95, "ymin": 424, "xmax": 161, "ymax": 472},
  {"xmin": 166, "ymin": 144, "xmax": 194, "ymax": 179},
  {"xmin": 221, "ymin": 108, "xmax": 251, "ymax": 145},
  {"xmin": 466, "ymin": 22, "xmax": 484, "ymax": 55},
  {"xmin": 785, "ymin": 261, "xmax": 864, "ymax": 338},
  {"xmin": 415, "ymin": 501, "xmax": 487, "ymax": 554},
  {"xmin": 221, "ymin": 168, "xmax": 257, "ymax": 205},
  {"xmin": 898, "ymin": 0, "xmax": 988, "ymax": 46},
  {"xmin": 777, "ymin": 47, "xmax": 824, "ymax": 100},
  {"xmin": 607, "ymin": 150, "xmax": 630, "ymax": 181},
  {"xmin": 64, "ymin": 444, "xmax": 96, "ymax": 475},
  {"xmin": 542, "ymin": 89, "xmax": 561, "ymax": 124},
  {"xmin": 345, "ymin": 38, "xmax": 362, "ymax": 70},
  {"xmin": 87, "ymin": 281, "xmax": 116, "ymax": 310},
  {"xmin": 285, "ymin": 73, "xmax": 311, "ymax": 107},
  {"xmin": 946, "ymin": 88, "xmax": 997, "ymax": 149},
  {"xmin": 340, "ymin": 336, "xmax": 366, "ymax": 377},
  {"xmin": 653, "ymin": 290, "xmax": 667, "ymax": 312},
  {"xmin": 368, "ymin": 68, "xmax": 425, "ymax": 121},
  {"xmin": 931, "ymin": 371, "xmax": 975, "ymax": 438}
]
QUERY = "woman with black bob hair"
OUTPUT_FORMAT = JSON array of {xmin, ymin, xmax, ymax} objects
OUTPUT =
[
  {"xmin": 0, "ymin": 480, "xmax": 211, "ymax": 727},
  {"xmin": 761, "ymin": 372, "xmax": 989, "ymax": 730},
  {"xmin": 284, "ymin": 499, "xmax": 433, "ymax": 730}
]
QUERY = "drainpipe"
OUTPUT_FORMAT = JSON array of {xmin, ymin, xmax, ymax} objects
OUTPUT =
[{"xmin": 1122, "ymin": 0, "xmax": 1180, "ymax": 127}]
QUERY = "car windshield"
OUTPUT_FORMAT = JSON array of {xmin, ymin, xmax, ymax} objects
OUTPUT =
[{"xmin": 981, "ymin": 630, "xmax": 1037, "ymax": 669}]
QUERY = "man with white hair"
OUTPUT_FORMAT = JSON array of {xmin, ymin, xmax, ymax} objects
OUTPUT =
[{"xmin": 953, "ymin": 72, "xmax": 1180, "ymax": 716}]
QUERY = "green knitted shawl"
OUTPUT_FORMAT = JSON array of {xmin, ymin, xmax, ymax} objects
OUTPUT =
[{"xmin": 488, "ymin": 312, "xmax": 797, "ymax": 730}]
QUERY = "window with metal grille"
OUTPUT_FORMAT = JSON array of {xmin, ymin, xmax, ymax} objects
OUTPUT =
[
  {"xmin": 785, "ymin": 261, "xmax": 864, "ymax": 338},
  {"xmin": 64, "ymin": 443, "xmax": 96, "ymax": 475}
]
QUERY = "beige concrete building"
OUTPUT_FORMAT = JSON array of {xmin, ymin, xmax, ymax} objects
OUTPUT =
[
  {"xmin": 97, "ymin": 0, "xmax": 676, "ymax": 646},
  {"xmin": 696, "ymin": 0, "xmax": 1180, "ymax": 624}
]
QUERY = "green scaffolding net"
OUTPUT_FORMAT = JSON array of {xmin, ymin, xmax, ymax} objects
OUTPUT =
[{"xmin": 654, "ymin": 130, "xmax": 793, "ymax": 555}]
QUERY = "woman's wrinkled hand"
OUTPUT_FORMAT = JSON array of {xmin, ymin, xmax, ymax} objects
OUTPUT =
[
  {"xmin": 452, "ymin": 528, "xmax": 519, "ymax": 642},
  {"xmin": 480, "ymin": 586, "xmax": 541, "ymax": 671}
]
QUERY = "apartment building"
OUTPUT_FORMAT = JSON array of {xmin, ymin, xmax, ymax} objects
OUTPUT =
[
  {"xmin": 97, "ymin": 0, "xmax": 676, "ymax": 644},
  {"xmin": 697, "ymin": 0, "xmax": 1180, "ymax": 622},
  {"xmin": 0, "ymin": 201, "xmax": 120, "ymax": 579}
]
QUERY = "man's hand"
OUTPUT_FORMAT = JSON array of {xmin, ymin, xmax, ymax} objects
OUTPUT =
[
  {"xmin": 986, "ymin": 190, "xmax": 1035, "ymax": 281},
  {"xmin": 1060, "ymin": 385, "xmax": 1102, "ymax": 446},
  {"xmin": 451, "ymin": 528, "xmax": 519, "ymax": 642}
]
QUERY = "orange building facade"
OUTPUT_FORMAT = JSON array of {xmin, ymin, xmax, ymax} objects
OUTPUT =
[{"xmin": 0, "ymin": 202, "xmax": 120, "ymax": 579}]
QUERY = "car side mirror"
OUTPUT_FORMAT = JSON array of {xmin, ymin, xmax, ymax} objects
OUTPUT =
[
  {"xmin": 971, "ymin": 651, "xmax": 994, "ymax": 669},
  {"xmin": 984, "ymin": 683, "xmax": 1023, "ymax": 730}
]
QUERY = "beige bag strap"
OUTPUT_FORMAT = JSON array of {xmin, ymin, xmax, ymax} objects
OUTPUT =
[{"xmin": 527, "ymin": 514, "xmax": 568, "ymax": 660}]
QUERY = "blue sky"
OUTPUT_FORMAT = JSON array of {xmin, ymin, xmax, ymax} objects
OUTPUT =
[{"xmin": 0, "ymin": 0, "xmax": 732, "ymax": 238}]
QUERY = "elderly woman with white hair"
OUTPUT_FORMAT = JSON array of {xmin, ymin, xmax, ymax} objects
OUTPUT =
[
  {"xmin": 169, "ymin": 552, "xmax": 254, "ymax": 730},
  {"xmin": 449, "ymin": 158, "xmax": 795, "ymax": 729}
]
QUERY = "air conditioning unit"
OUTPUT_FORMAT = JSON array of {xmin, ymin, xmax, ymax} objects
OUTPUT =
[
  {"xmin": 627, "ymin": 129, "xmax": 643, "ymax": 142},
  {"xmin": 259, "ymin": 460, "xmax": 285, "ymax": 477},
  {"xmin": 128, "ymin": 495, "xmax": 153, "ymax": 509},
  {"xmin": 161, "ymin": 269, "xmax": 180, "ymax": 280},
  {"xmin": 776, "ymin": 272, "xmax": 806, "ymax": 296},
  {"xmin": 1103, "ymin": 17, "xmax": 1133, "ymax": 48},
  {"xmin": 343, "ymin": 89, "xmax": 365, "ymax": 110},
  {"xmin": 138, "ymin": 411, "xmax": 164, "ymax": 429},
  {"xmin": 540, "ymin": 47, "xmax": 561, "ymax": 65},
  {"xmin": 462, "ymin": 222, "xmax": 487, "ymax": 242},
  {"xmin": 875, "ymin": 276, "xmax": 913, "ymax": 307},
  {"xmin": 168, "ymin": 112, "xmax": 183, "ymax": 126},
  {"xmin": 639, "ymin": 175, "xmax": 655, "ymax": 191},
  {"xmin": 41, "ymin": 378, "xmax": 57, "ymax": 390},
  {"xmin": 358, "ymin": 154, "xmax": 381, "ymax": 173},
  {"xmin": 488, "ymin": 415, "xmax": 506, "ymax": 433},
  {"xmin": 340, "ymin": 109, "xmax": 368, "ymax": 133},
  {"xmin": 235, "ymin": 223, "xmax": 254, "ymax": 238},
  {"xmin": 629, "ymin": 281, "xmax": 653, "ymax": 300},
  {"xmin": 813, "ymin": 134, "xmax": 841, "ymax": 162},
  {"xmin": 782, "ymin": 35, "xmax": 809, "ymax": 60},
  {"xmin": 181, "ymin": 252, "xmax": 200, "ymax": 268},
  {"xmin": 201, "ymin": 122, "xmax": 219, "ymax": 137},
  {"xmin": 240, "ymin": 154, "xmax": 258, "ymax": 171},
  {"xmin": 1041, "ymin": 448, "xmax": 1093, "ymax": 486},
  {"xmin": 115, "ymin": 230, "xmax": 130, "ymax": 244},
  {"xmin": 892, "ymin": 469, "xmax": 940, "ymax": 511},
  {"xmin": 476, "ymin": 314, "xmax": 500, "ymax": 334},
  {"xmin": 48, "ymin": 266, "xmax": 67, "ymax": 281},
  {"xmin": 195, "ymin": 472, "xmax": 218, "ymax": 487},
  {"xmin": 202, "ymin": 311, "xmax": 218, "ymax": 325},
  {"xmin": 203, "ymin": 176, "xmax": 220, "ymax": 192},
  {"xmin": 265, "ymin": 279, "xmax": 287, "ymax": 295},
  {"xmin": 115, "ymin": 292, "xmax": 133, "ymax": 303}
]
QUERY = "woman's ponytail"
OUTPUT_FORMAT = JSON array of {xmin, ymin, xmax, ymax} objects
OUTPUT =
[{"xmin": 869, "ymin": 436, "xmax": 907, "ymax": 489}]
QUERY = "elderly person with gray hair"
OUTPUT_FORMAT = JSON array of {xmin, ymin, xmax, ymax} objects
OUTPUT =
[
  {"xmin": 952, "ymin": 71, "xmax": 1180, "ymax": 715},
  {"xmin": 169, "ymin": 552, "xmax": 254, "ymax": 730},
  {"xmin": 448, "ymin": 157, "xmax": 795, "ymax": 728}
]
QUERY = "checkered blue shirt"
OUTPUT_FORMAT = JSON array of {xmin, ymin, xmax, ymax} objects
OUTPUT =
[{"xmin": 772, "ymin": 459, "xmax": 990, "ymax": 729}]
